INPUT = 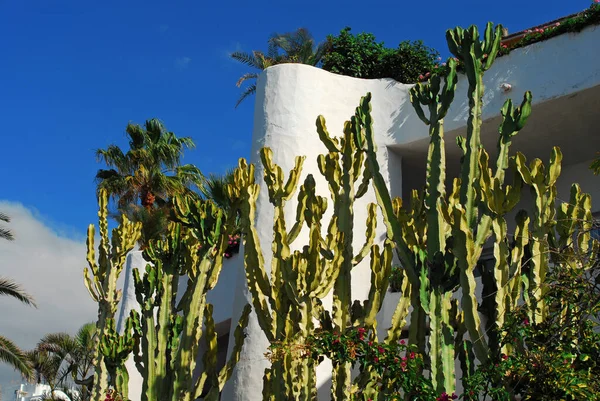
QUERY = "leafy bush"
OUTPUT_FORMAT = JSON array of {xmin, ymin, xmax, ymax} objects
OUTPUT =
[
  {"xmin": 322, "ymin": 27, "xmax": 440, "ymax": 83},
  {"xmin": 465, "ymin": 257, "xmax": 600, "ymax": 400}
]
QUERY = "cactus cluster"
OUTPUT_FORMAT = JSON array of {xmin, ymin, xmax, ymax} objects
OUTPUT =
[
  {"xmin": 354, "ymin": 22, "xmax": 595, "ymax": 397},
  {"xmin": 84, "ymin": 189, "xmax": 142, "ymax": 400},
  {"xmin": 86, "ymin": 20, "xmax": 596, "ymax": 401},
  {"xmin": 86, "ymin": 190, "xmax": 250, "ymax": 401},
  {"xmin": 128, "ymin": 196, "xmax": 251, "ymax": 401},
  {"xmin": 231, "ymin": 120, "xmax": 393, "ymax": 400}
]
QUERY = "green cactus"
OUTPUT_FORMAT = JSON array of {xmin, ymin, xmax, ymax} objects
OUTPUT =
[
  {"xmin": 127, "ymin": 197, "xmax": 251, "ymax": 401},
  {"xmin": 100, "ymin": 314, "xmax": 139, "ymax": 399},
  {"xmin": 85, "ymin": 189, "xmax": 142, "ymax": 401},
  {"xmin": 232, "ymin": 121, "xmax": 394, "ymax": 400},
  {"xmin": 350, "ymin": 19, "xmax": 591, "ymax": 395}
]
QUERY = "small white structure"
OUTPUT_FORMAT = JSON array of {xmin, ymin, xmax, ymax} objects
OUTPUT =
[
  {"xmin": 14, "ymin": 384, "xmax": 72, "ymax": 401},
  {"xmin": 114, "ymin": 23, "xmax": 600, "ymax": 401}
]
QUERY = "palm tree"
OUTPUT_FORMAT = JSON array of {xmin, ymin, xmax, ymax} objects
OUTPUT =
[
  {"xmin": 36, "ymin": 323, "xmax": 96, "ymax": 397},
  {"xmin": 231, "ymin": 28, "xmax": 326, "ymax": 107},
  {"xmin": 0, "ymin": 211, "xmax": 35, "ymax": 379},
  {"xmin": 200, "ymin": 169, "xmax": 236, "ymax": 212},
  {"xmin": 200, "ymin": 170, "xmax": 240, "ymax": 233},
  {"xmin": 96, "ymin": 118, "xmax": 204, "ymax": 248},
  {"xmin": 0, "ymin": 211, "xmax": 14, "ymax": 240}
]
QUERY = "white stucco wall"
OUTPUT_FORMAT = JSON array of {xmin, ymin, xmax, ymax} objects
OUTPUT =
[{"xmin": 224, "ymin": 24, "xmax": 600, "ymax": 401}]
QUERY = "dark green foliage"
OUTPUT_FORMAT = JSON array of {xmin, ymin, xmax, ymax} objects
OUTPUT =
[
  {"xmin": 321, "ymin": 28, "xmax": 384, "ymax": 78},
  {"xmin": 322, "ymin": 27, "xmax": 440, "ymax": 83},
  {"xmin": 465, "ymin": 257, "xmax": 600, "ymax": 400},
  {"xmin": 389, "ymin": 265, "xmax": 405, "ymax": 293}
]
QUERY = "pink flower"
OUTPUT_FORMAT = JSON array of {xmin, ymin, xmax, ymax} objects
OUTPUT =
[
  {"xmin": 595, "ymin": 0, "xmax": 599, "ymax": 3},
  {"xmin": 377, "ymin": 346, "xmax": 384, "ymax": 353},
  {"xmin": 400, "ymin": 339, "xmax": 405, "ymax": 345},
  {"xmin": 374, "ymin": 357, "xmax": 379, "ymax": 363},
  {"xmin": 419, "ymin": 74, "xmax": 424, "ymax": 80},
  {"xmin": 555, "ymin": 22, "xmax": 561, "ymax": 27},
  {"xmin": 437, "ymin": 56, "xmax": 442, "ymax": 61},
  {"xmin": 409, "ymin": 352, "xmax": 415, "ymax": 359},
  {"xmin": 523, "ymin": 318, "xmax": 530, "ymax": 326},
  {"xmin": 425, "ymin": 72, "xmax": 431, "ymax": 77},
  {"xmin": 357, "ymin": 327, "xmax": 366, "ymax": 340}
]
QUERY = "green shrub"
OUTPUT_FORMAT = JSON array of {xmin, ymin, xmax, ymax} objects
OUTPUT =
[{"xmin": 322, "ymin": 27, "xmax": 440, "ymax": 83}]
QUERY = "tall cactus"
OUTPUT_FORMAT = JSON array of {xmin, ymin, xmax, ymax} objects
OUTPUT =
[
  {"xmin": 130, "ymin": 197, "xmax": 251, "ymax": 401},
  {"xmin": 351, "ymin": 20, "xmax": 586, "ymax": 396},
  {"xmin": 232, "ymin": 126, "xmax": 393, "ymax": 400},
  {"xmin": 84, "ymin": 189, "xmax": 142, "ymax": 401}
]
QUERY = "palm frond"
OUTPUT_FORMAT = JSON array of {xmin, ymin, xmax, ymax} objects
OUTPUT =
[
  {"xmin": 0, "ymin": 211, "xmax": 14, "ymax": 241},
  {"xmin": 0, "ymin": 227, "xmax": 14, "ymax": 241},
  {"xmin": 236, "ymin": 73, "xmax": 259, "ymax": 88},
  {"xmin": 235, "ymin": 84, "xmax": 257, "ymax": 108},
  {"xmin": 0, "ymin": 277, "xmax": 36, "ymax": 307},
  {"xmin": 230, "ymin": 51, "xmax": 264, "ymax": 70},
  {"xmin": 200, "ymin": 170, "xmax": 236, "ymax": 211},
  {"xmin": 95, "ymin": 145, "xmax": 129, "ymax": 173},
  {"xmin": 0, "ymin": 212, "xmax": 10, "ymax": 223},
  {"xmin": 0, "ymin": 335, "xmax": 33, "ymax": 380}
]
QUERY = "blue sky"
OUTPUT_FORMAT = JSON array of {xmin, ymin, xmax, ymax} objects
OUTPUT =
[{"xmin": 0, "ymin": 0, "xmax": 590, "ymax": 237}]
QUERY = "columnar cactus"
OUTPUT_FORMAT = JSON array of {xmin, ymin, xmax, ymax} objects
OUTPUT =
[
  {"xmin": 352, "ymin": 21, "xmax": 595, "ymax": 397},
  {"xmin": 232, "ymin": 131, "xmax": 394, "ymax": 400},
  {"xmin": 130, "ymin": 197, "xmax": 251, "ymax": 401},
  {"xmin": 100, "ymin": 314, "xmax": 139, "ymax": 399},
  {"xmin": 84, "ymin": 189, "xmax": 142, "ymax": 401}
]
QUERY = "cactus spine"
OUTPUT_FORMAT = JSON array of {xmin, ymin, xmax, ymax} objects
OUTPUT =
[{"xmin": 85, "ymin": 189, "xmax": 142, "ymax": 401}]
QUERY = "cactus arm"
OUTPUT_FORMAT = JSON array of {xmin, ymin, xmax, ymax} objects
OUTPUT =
[
  {"xmin": 385, "ymin": 269, "xmax": 411, "ymax": 343},
  {"xmin": 452, "ymin": 207, "xmax": 489, "ymax": 363},
  {"xmin": 352, "ymin": 204, "xmax": 378, "ymax": 266},
  {"xmin": 241, "ymin": 183, "xmax": 275, "ymax": 340},
  {"xmin": 354, "ymin": 93, "xmax": 418, "ymax": 286},
  {"xmin": 491, "ymin": 218, "xmax": 510, "ymax": 354},
  {"xmin": 216, "ymin": 304, "xmax": 252, "ymax": 391},
  {"xmin": 440, "ymin": 291, "xmax": 455, "ymax": 394},
  {"xmin": 316, "ymin": 115, "xmax": 341, "ymax": 153},
  {"xmin": 429, "ymin": 289, "xmax": 442, "ymax": 392},
  {"xmin": 362, "ymin": 242, "xmax": 393, "ymax": 327},
  {"xmin": 474, "ymin": 92, "xmax": 532, "ymax": 251},
  {"xmin": 87, "ymin": 190, "xmax": 141, "ymax": 401}
]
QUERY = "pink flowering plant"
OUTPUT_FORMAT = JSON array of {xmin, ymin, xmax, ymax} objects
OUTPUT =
[{"xmin": 273, "ymin": 327, "xmax": 439, "ymax": 400}]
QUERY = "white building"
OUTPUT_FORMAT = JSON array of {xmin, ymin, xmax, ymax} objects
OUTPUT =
[{"xmin": 118, "ymin": 19, "xmax": 600, "ymax": 401}]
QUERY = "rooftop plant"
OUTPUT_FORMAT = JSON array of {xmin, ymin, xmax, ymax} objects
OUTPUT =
[
  {"xmin": 322, "ymin": 27, "xmax": 440, "ymax": 84},
  {"xmin": 231, "ymin": 28, "xmax": 326, "ymax": 107}
]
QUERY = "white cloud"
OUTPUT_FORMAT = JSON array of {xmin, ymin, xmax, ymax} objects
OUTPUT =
[
  {"xmin": 0, "ymin": 202, "xmax": 96, "ymax": 399},
  {"xmin": 175, "ymin": 56, "xmax": 191, "ymax": 70}
]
